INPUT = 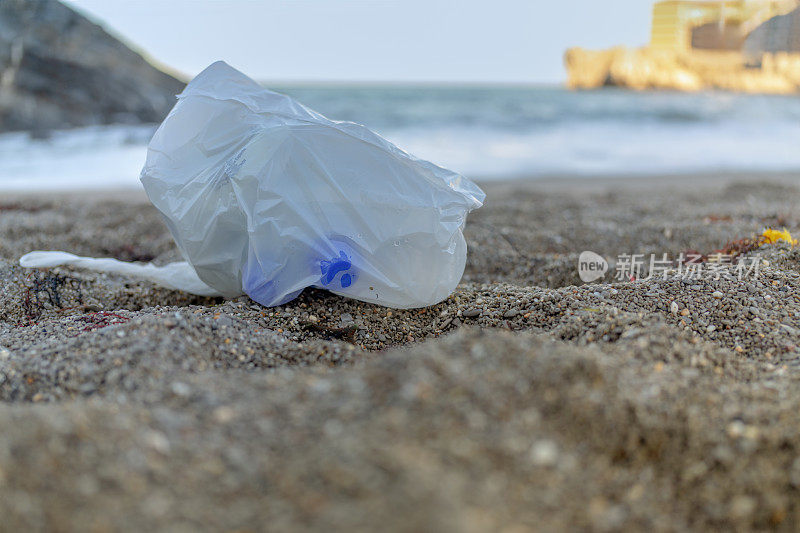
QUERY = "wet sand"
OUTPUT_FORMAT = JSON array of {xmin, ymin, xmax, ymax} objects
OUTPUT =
[{"xmin": 2, "ymin": 173, "xmax": 800, "ymax": 530}]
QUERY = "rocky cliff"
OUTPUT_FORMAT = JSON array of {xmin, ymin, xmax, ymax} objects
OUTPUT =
[
  {"xmin": 745, "ymin": 5, "xmax": 800, "ymax": 55},
  {"xmin": 0, "ymin": 0, "xmax": 185, "ymax": 132},
  {"xmin": 564, "ymin": 46, "xmax": 800, "ymax": 94}
]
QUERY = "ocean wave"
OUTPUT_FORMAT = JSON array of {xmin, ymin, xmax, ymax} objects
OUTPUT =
[{"xmin": 0, "ymin": 88, "xmax": 799, "ymax": 190}]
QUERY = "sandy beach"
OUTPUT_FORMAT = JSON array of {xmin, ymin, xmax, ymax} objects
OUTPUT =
[{"xmin": 2, "ymin": 173, "xmax": 800, "ymax": 530}]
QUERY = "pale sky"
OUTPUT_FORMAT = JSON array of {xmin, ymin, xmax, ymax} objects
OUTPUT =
[{"xmin": 63, "ymin": 0, "xmax": 655, "ymax": 84}]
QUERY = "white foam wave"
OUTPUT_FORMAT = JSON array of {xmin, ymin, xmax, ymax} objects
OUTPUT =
[
  {"xmin": 0, "ymin": 117, "xmax": 799, "ymax": 191},
  {"xmin": 384, "ymin": 118, "xmax": 800, "ymax": 179}
]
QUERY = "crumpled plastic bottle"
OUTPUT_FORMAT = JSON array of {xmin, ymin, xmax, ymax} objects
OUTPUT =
[{"xmin": 19, "ymin": 61, "xmax": 485, "ymax": 309}]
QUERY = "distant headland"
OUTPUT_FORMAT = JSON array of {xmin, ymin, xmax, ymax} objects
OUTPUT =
[
  {"xmin": 0, "ymin": 0, "xmax": 184, "ymax": 133},
  {"xmin": 565, "ymin": 0, "xmax": 800, "ymax": 94}
]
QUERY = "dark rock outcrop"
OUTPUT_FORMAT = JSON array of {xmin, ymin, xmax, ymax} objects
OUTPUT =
[{"xmin": 0, "ymin": 0, "xmax": 185, "ymax": 132}]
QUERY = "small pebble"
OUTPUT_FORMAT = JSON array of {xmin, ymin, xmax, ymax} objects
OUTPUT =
[{"xmin": 530, "ymin": 440, "xmax": 559, "ymax": 467}]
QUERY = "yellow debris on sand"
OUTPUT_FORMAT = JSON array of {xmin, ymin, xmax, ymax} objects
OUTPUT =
[{"xmin": 761, "ymin": 228, "xmax": 798, "ymax": 246}]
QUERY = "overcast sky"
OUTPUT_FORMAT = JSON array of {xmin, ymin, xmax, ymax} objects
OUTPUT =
[{"xmin": 63, "ymin": 0, "xmax": 654, "ymax": 84}]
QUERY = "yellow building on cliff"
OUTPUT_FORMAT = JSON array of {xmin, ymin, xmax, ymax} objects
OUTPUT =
[
  {"xmin": 650, "ymin": 0, "xmax": 799, "ymax": 52},
  {"xmin": 565, "ymin": 0, "xmax": 800, "ymax": 93}
]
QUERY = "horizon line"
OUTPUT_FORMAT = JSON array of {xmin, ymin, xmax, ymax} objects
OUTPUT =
[{"xmin": 256, "ymin": 79, "xmax": 566, "ymax": 88}]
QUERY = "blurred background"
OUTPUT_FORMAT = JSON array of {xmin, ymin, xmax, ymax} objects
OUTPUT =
[{"xmin": 0, "ymin": 0, "xmax": 799, "ymax": 190}]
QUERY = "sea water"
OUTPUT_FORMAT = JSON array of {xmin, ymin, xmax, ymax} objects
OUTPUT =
[{"xmin": 1, "ymin": 86, "xmax": 800, "ymax": 190}]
